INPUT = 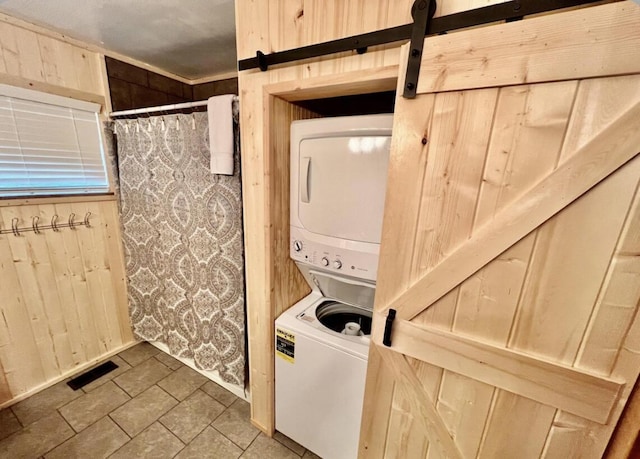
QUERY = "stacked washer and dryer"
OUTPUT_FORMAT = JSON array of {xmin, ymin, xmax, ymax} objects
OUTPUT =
[{"xmin": 275, "ymin": 114, "xmax": 393, "ymax": 459}]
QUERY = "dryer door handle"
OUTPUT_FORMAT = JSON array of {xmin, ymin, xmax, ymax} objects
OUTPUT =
[{"xmin": 301, "ymin": 156, "xmax": 311, "ymax": 203}]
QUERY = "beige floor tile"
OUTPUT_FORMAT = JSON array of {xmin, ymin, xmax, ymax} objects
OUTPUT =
[
  {"xmin": 0, "ymin": 408, "xmax": 22, "ymax": 441},
  {"xmin": 0, "ymin": 412, "xmax": 74, "ymax": 458},
  {"xmin": 302, "ymin": 450, "xmax": 322, "ymax": 459},
  {"xmin": 59, "ymin": 381, "xmax": 130, "ymax": 432},
  {"xmin": 274, "ymin": 431, "xmax": 306, "ymax": 456},
  {"xmin": 45, "ymin": 416, "xmax": 129, "ymax": 459},
  {"xmin": 110, "ymin": 385, "xmax": 178, "ymax": 437},
  {"xmin": 118, "ymin": 342, "xmax": 160, "ymax": 366},
  {"xmin": 81, "ymin": 356, "xmax": 132, "ymax": 393},
  {"xmin": 159, "ymin": 389, "xmax": 225, "ymax": 443},
  {"xmin": 11, "ymin": 381, "xmax": 83, "ymax": 426},
  {"xmin": 154, "ymin": 351, "xmax": 183, "ymax": 370},
  {"xmin": 113, "ymin": 357, "xmax": 172, "ymax": 397},
  {"xmin": 175, "ymin": 426, "xmax": 242, "ymax": 459},
  {"xmin": 201, "ymin": 381, "xmax": 238, "ymax": 407},
  {"xmin": 211, "ymin": 399, "xmax": 259, "ymax": 449},
  {"xmin": 109, "ymin": 422, "xmax": 184, "ymax": 459},
  {"xmin": 241, "ymin": 433, "xmax": 302, "ymax": 459},
  {"xmin": 157, "ymin": 366, "xmax": 207, "ymax": 401}
]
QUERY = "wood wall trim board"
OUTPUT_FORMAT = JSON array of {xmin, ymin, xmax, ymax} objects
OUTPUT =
[
  {"xmin": 384, "ymin": 99, "xmax": 640, "ymax": 321},
  {"xmin": 265, "ymin": 65, "xmax": 399, "ymax": 101},
  {"xmin": 189, "ymin": 71, "xmax": 239, "ymax": 85},
  {"xmin": 0, "ymin": 340, "xmax": 137, "ymax": 410},
  {"xmin": 98, "ymin": 55, "xmax": 113, "ymax": 114},
  {"xmin": 241, "ymin": 90, "xmax": 317, "ymax": 435},
  {"xmin": 412, "ymin": 2, "xmax": 640, "ymax": 94},
  {"xmin": 239, "ymin": 69, "xmax": 270, "ymax": 433},
  {"xmin": 0, "ymin": 194, "xmax": 117, "ymax": 208},
  {"xmin": 0, "ymin": 72, "xmax": 104, "ymax": 105},
  {"xmin": 103, "ymin": 201, "xmax": 134, "ymax": 345},
  {"xmin": 377, "ymin": 346, "xmax": 464, "ymax": 459},
  {"xmin": 374, "ymin": 316, "xmax": 623, "ymax": 424}
]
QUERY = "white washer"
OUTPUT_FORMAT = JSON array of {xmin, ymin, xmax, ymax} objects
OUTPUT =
[{"xmin": 275, "ymin": 114, "xmax": 393, "ymax": 459}]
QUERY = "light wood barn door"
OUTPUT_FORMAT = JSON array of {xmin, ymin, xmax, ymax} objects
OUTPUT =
[{"xmin": 360, "ymin": 3, "xmax": 640, "ymax": 458}]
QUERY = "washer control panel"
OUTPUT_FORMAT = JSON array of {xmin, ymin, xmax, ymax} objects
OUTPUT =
[{"xmin": 290, "ymin": 228, "xmax": 379, "ymax": 281}]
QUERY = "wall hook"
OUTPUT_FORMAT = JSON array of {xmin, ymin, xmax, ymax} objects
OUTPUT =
[
  {"xmin": 32, "ymin": 216, "xmax": 41, "ymax": 234},
  {"xmin": 51, "ymin": 214, "xmax": 59, "ymax": 231},
  {"xmin": 83, "ymin": 212, "xmax": 92, "ymax": 227},
  {"xmin": 68, "ymin": 213, "xmax": 76, "ymax": 229},
  {"xmin": 11, "ymin": 217, "xmax": 20, "ymax": 236}
]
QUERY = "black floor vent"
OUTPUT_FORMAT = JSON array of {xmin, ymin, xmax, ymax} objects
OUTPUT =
[{"xmin": 67, "ymin": 360, "xmax": 118, "ymax": 391}]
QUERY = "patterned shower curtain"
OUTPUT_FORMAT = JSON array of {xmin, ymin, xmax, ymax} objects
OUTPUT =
[{"xmin": 110, "ymin": 109, "xmax": 245, "ymax": 386}]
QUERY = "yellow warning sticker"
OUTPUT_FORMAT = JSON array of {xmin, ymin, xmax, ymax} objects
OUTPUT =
[{"xmin": 276, "ymin": 328, "xmax": 295, "ymax": 363}]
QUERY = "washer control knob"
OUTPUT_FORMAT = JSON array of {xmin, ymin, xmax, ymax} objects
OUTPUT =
[
  {"xmin": 321, "ymin": 257, "xmax": 329, "ymax": 267},
  {"xmin": 293, "ymin": 240, "xmax": 303, "ymax": 252},
  {"xmin": 333, "ymin": 260, "xmax": 342, "ymax": 269}
]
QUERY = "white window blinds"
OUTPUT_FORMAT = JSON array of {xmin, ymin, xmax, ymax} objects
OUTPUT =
[{"xmin": 0, "ymin": 84, "xmax": 108, "ymax": 197}]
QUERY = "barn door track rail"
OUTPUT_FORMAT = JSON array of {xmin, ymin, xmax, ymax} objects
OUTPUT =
[{"xmin": 238, "ymin": 0, "xmax": 609, "ymax": 98}]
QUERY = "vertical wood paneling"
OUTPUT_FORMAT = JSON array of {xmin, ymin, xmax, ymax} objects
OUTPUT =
[
  {"xmin": 0, "ymin": 201, "xmax": 132, "ymax": 405},
  {"xmin": 0, "ymin": 216, "xmax": 46, "ymax": 396},
  {"xmin": 0, "ymin": 17, "xmax": 103, "ymax": 96}
]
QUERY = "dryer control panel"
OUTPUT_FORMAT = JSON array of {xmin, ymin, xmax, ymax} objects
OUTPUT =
[{"xmin": 290, "ymin": 227, "xmax": 379, "ymax": 282}]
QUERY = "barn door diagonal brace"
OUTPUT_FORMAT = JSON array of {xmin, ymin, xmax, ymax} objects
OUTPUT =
[{"xmin": 403, "ymin": 0, "xmax": 436, "ymax": 99}]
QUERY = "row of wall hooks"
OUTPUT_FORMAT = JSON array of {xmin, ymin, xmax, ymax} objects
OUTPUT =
[{"xmin": 0, "ymin": 212, "xmax": 92, "ymax": 236}]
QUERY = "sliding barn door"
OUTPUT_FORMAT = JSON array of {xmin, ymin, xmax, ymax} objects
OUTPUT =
[{"xmin": 360, "ymin": 3, "xmax": 640, "ymax": 458}]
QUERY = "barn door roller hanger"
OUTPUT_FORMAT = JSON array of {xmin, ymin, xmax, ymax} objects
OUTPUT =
[{"xmin": 238, "ymin": 0, "xmax": 606, "ymax": 99}]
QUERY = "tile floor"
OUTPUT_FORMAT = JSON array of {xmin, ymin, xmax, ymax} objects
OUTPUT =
[{"xmin": 0, "ymin": 343, "xmax": 321, "ymax": 459}]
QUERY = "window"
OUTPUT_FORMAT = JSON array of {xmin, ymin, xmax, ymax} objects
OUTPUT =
[{"xmin": 0, "ymin": 84, "xmax": 109, "ymax": 197}]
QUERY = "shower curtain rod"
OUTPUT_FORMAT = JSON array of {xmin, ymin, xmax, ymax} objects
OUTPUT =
[{"xmin": 109, "ymin": 97, "xmax": 238, "ymax": 118}]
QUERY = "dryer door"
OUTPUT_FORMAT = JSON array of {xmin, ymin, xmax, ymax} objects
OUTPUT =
[{"xmin": 297, "ymin": 135, "xmax": 391, "ymax": 243}]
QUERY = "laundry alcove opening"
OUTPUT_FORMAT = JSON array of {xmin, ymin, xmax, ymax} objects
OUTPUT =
[
  {"xmin": 264, "ymin": 87, "xmax": 397, "ymax": 327},
  {"xmin": 295, "ymin": 90, "xmax": 396, "ymax": 117}
]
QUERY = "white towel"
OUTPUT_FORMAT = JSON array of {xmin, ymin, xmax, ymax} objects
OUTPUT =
[{"xmin": 208, "ymin": 95, "xmax": 235, "ymax": 175}]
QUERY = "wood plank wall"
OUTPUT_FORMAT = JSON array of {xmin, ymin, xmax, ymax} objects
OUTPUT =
[
  {"xmin": 0, "ymin": 17, "xmax": 133, "ymax": 407},
  {"xmin": 235, "ymin": 0, "xmax": 509, "ymax": 435}
]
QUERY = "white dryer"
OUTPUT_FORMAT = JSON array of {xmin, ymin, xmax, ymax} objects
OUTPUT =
[{"xmin": 275, "ymin": 114, "xmax": 393, "ymax": 459}]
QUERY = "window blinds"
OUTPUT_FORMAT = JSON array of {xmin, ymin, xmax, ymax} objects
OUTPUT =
[{"xmin": 0, "ymin": 85, "xmax": 108, "ymax": 197}]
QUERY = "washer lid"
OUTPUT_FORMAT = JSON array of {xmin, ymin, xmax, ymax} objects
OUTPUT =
[
  {"xmin": 309, "ymin": 269, "xmax": 375, "ymax": 310},
  {"xmin": 315, "ymin": 300, "xmax": 372, "ymax": 336}
]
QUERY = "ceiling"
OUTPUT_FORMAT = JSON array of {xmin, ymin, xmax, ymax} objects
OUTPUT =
[{"xmin": 0, "ymin": 0, "xmax": 237, "ymax": 80}]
